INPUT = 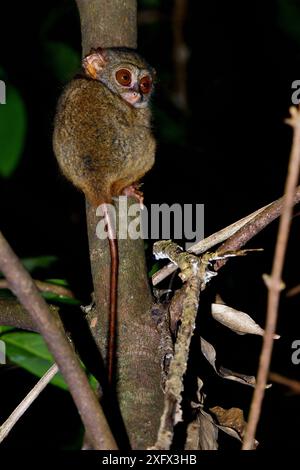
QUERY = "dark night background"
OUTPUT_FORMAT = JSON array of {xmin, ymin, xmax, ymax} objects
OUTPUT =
[{"xmin": 0, "ymin": 0, "xmax": 300, "ymax": 449}]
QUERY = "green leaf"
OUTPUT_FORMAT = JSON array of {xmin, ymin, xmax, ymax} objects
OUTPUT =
[
  {"xmin": 148, "ymin": 262, "xmax": 160, "ymax": 277},
  {"xmin": 44, "ymin": 41, "xmax": 80, "ymax": 83},
  {"xmin": 41, "ymin": 292, "xmax": 80, "ymax": 305},
  {"xmin": 2, "ymin": 331, "xmax": 97, "ymax": 392},
  {"xmin": 21, "ymin": 256, "xmax": 58, "ymax": 273},
  {"xmin": 88, "ymin": 374, "xmax": 98, "ymax": 390},
  {"xmin": 0, "ymin": 325, "xmax": 14, "ymax": 334},
  {"xmin": 1, "ymin": 332, "xmax": 68, "ymax": 390},
  {"xmin": 0, "ymin": 85, "xmax": 27, "ymax": 178},
  {"xmin": 45, "ymin": 278, "xmax": 70, "ymax": 287}
]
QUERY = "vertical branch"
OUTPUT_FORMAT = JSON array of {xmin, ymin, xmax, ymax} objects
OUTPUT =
[
  {"xmin": 76, "ymin": 0, "xmax": 137, "ymax": 55},
  {"xmin": 172, "ymin": 0, "xmax": 189, "ymax": 112},
  {"xmin": 75, "ymin": 0, "xmax": 164, "ymax": 449},
  {"xmin": 242, "ymin": 107, "xmax": 300, "ymax": 449}
]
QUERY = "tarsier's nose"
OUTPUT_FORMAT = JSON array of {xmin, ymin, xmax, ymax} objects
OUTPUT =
[
  {"xmin": 122, "ymin": 90, "xmax": 142, "ymax": 106},
  {"xmin": 128, "ymin": 92, "xmax": 141, "ymax": 104}
]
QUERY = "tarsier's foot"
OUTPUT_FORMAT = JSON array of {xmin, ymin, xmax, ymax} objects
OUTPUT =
[{"xmin": 122, "ymin": 183, "xmax": 144, "ymax": 207}]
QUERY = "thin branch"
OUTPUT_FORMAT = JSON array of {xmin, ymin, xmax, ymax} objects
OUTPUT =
[
  {"xmin": 155, "ymin": 277, "xmax": 201, "ymax": 449},
  {"xmin": 0, "ymin": 299, "xmax": 50, "ymax": 332},
  {"xmin": 153, "ymin": 187, "xmax": 300, "ymax": 286},
  {"xmin": 242, "ymin": 107, "xmax": 300, "ymax": 449},
  {"xmin": 286, "ymin": 284, "xmax": 300, "ymax": 297},
  {"xmin": 152, "ymin": 202, "xmax": 273, "ymax": 286},
  {"xmin": 0, "ymin": 363, "xmax": 59, "ymax": 443},
  {"xmin": 269, "ymin": 372, "xmax": 300, "ymax": 394},
  {"xmin": 0, "ymin": 279, "xmax": 74, "ymax": 299},
  {"xmin": 215, "ymin": 190, "xmax": 300, "ymax": 271},
  {"xmin": 0, "ymin": 231, "xmax": 117, "ymax": 450},
  {"xmin": 152, "ymin": 240, "xmax": 203, "ymax": 449},
  {"xmin": 172, "ymin": 0, "xmax": 189, "ymax": 112}
]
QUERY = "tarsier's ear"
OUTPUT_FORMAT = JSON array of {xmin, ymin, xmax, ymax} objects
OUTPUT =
[{"xmin": 82, "ymin": 47, "xmax": 108, "ymax": 79}]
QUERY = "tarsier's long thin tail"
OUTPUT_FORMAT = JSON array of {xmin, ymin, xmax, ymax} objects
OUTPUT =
[{"xmin": 103, "ymin": 204, "xmax": 119, "ymax": 385}]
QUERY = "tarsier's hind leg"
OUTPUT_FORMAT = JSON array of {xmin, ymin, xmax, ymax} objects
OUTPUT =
[
  {"xmin": 68, "ymin": 154, "xmax": 112, "ymax": 206},
  {"xmin": 70, "ymin": 174, "xmax": 108, "ymax": 207},
  {"xmin": 110, "ymin": 167, "xmax": 150, "ymax": 202}
]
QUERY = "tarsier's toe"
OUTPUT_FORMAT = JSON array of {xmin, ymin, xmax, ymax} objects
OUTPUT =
[{"xmin": 122, "ymin": 184, "xmax": 144, "ymax": 206}]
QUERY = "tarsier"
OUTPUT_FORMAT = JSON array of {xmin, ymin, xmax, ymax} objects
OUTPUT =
[{"xmin": 53, "ymin": 47, "xmax": 156, "ymax": 383}]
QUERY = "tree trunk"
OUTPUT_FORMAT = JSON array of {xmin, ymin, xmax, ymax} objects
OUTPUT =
[{"xmin": 75, "ymin": 0, "xmax": 164, "ymax": 449}]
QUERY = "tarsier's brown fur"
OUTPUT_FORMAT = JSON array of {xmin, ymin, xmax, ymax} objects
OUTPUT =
[
  {"xmin": 53, "ymin": 48, "xmax": 156, "ymax": 206},
  {"xmin": 53, "ymin": 47, "xmax": 156, "ymax": 384}
]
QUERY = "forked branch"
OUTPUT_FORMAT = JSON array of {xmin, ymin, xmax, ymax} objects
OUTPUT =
[{"xmin": 0, "ymin": 231, "xmax": 117, "ymax": 450}]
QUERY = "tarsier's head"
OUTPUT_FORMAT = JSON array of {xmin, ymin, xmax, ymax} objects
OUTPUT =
[{"xmin": 82, "ymin": 47, "xmax": 155, "ymax": 109}]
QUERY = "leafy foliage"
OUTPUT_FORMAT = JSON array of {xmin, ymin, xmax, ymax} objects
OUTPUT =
[
  {"xmin": 0, "ymin": 256, "xmax": 58, "ymax": 279},
  {"xmin": 41, "ymin": 291, "xmax": 80, "ymax": 305},
  {"xmin": 20, "ymin": 256, "xmax": 58, "ymax": 273},
  {"xmin": 1, "ymin": 330, "xmax": 98, "ymax": 390},
  {"xmin": 0, "ymin": 84, "xmax": 27, "ymax": 178},
  {"xmin": 0, "ymin": 326, "xmax": 14, "ymax": 334},
  {"xmin": 1, "ymin": 331, "xmax": 68, "ymax": 389}
]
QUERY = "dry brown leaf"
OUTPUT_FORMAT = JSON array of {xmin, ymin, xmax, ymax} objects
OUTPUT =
[
  {"xmin": 188, "ymin": 407, "xmax": 250, "ymax": 449},
  {"xmin": 211, "ymin": 303, "xmax": 280, "ymax": 338},
  {"xmin": 210, "ymin": 406, "xmax": 245, "ymax": 435},
  {"xmin": 210, "ymin": 406, "xmax": 258, "ymax": 448},
  {"xmin": 185, "ymin": 379, "xmax": 255, "ymax": 449},
  {"xmin": 200, "ymin": 337, "xmax": 271, "ymax": 388},
  {"xmin": 185, "ymin": 378, "xmax": 218, "ymax": 450},
  {"xmin": 185, "ymin": 413, "xmax": 219, "ymax": 450}
]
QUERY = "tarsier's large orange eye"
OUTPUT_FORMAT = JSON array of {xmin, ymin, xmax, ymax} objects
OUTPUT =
[
  {"xmin": 115, "ymin": 69, "xmax": 132, "ymax": 86},
  {"xmin": 139, "ymin": 76, "xmax": 152, "ymax": 94}
]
